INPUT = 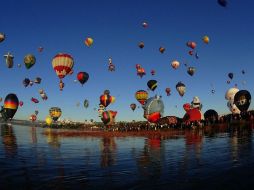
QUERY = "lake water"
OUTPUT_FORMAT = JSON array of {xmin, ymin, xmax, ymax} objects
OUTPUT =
[{"xmin": 1, "ymin": 124, "xmax": 254, "ymax": 190}]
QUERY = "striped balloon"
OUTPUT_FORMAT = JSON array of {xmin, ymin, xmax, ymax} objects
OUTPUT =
[
  {"xmin": 135, "ymin": 90, "xmax": 148, "ymax": 105},
  {"xmin": 52, "ymin": 53, "xmax": 74, "ymax": 79},
  {"xmin": 84, "ymin": 37, "xmax": 93, "ymax": 47}
]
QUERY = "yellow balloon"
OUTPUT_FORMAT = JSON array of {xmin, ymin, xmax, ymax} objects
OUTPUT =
[
  {"xmin": 202, "ymin": 35, "xmax": 209, "ymax": 44},
  {"xmin": 45, "ymin": 116, "xmax": 53, "ymax": 126},
  {"xmin": 85, "ymin": 37, "xmax": 93, "ymax": 47}
]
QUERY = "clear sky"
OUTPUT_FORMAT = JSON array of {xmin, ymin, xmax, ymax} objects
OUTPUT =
[{"xmin": 0, "ymin": 0, "xmax": 253, "ymax": 122}]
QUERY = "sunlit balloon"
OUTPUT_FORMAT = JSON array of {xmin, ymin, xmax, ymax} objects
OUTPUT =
[
  {"xmin": 29, "ymin": 114, "xmax": 37, "ymax": 122},
  {"xmin": 176, "ymin": 82, "xmax": 186, "ymax": 97},
  {"xmin": 49, "ymin": 107, "xmax": 62, "ymax": 121},
  {"xmin": 84, "ymin": 37, "xmax": 93, "ymax": 47},
  {"xmin": 52, "ymin": 53, "xmax": 74, "ymax": 91},
  {"xmin": 159, "ymin": 47, "xmax": 165, "ymax": 53},
  {"xmin": 142, "ymin": 21, "xmax": 148, "ymax": 28},
  {"xmin": 24, "ymin": 54, "xmax": 36, "ymax": 69},
  {"xmin": 234, "ymin": 90, "xmax": 251, "ymax": 113},
  {"xmin": 0, "ymin": 33, "xmax": 5, "ymax": 42},
  {"xmin": 101, "ymin": 110, "xmax": 117, "ymax": 125},
  {"xmin": 171, "ymin": 60, "xmax": 180, "ymax": 69},
  {"xmin": 225, "ymin": 87, "xmax": 239, "ymax": 101},
  {"xmin": 45, "ymin": 116, "xmax": 53, "ymax": 126},
  {"xmin": 186, "ymin": 41, "xmax": 196, "ymax": 49},
  {"xmin": 143, "ymin": 95, "xmax": 164, "ymax": 123},
  {"xmin": 135, "ymin": 90, "xmax": 148, "ymax": 105},
  {"xmin": 0, "ymin": 93, "xmax": 19, "ymax": 121},
  {"xmin": 4, "ymin": 52, "xmax": 14, "ymax": 68},
  {"xmin": 183, "ymin": 103, "xmax": 191, "ymax": 112},
  {"xmin": 202, "ymin": 35, "xmax": 209, "ymax": 44}
]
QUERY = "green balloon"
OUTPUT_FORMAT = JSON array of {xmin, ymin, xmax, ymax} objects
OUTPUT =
[{"xmin": 24, "ymin": 54, "xmax": 36, "ymax": 69}]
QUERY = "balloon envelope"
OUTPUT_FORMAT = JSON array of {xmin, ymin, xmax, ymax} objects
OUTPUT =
[
  {"xmin": 234, "ymin": 90, "xmax": 251, "ymax": 112},
  {"xmin": 135, "ymin": 90, "xmax": 148, "ymax": 105},
  {"xmin": 147, "ymin": 80, "xmax": 157, "ymax": 91},
  {"xmin": 85, "ymin": 37, "xmax": 93, "ymax": 47},
  {"xmin": 176, "ymin": 82, "xmax": 186, "ymax": 97},
  {"xmin": 77, "ymin": 72, "xmax": 89, "ymax": 85},
  {"xmin": 1, "ymin": 93, "xmax": 19, "ymax": 121},
  {"xmin": 49, "ymin": 107, "xmax": 62, "ymax": 121},
  {"xmin": 24, "ymin": 54, "xmax": 36, "ymax": 69}
]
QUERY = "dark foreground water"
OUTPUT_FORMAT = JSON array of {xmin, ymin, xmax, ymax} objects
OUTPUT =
[{"xmin": 1, "ymin": 124, "xmax": 254, "ymax": 190}]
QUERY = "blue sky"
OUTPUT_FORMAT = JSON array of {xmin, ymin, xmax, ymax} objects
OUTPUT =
[{"xmin": 0, "ymin": 0, "xmax": 253, "ymax": 122}]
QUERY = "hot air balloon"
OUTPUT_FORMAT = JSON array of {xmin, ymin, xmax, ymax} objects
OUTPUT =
[
  {"xmin": 183, "ymin": 103, "xmax": 191, "ymax": 112},
  {"xmin": 85, "ymin": 37, "xmax": 93, "ymax": 47},
  {"xmin": 84, "ymin": 99, "xmax": 89, "ymax": 108},
  {"xmin": 34, "ymin": 77, "xmax": 41, "ymax": 84},
  {"xmin": 195, "ymin": 52, "xmax": 199, "ymax": 59},
  {"xmin": 0, "ymin": 33, "xmax": 5, "ymax": 42},
  {"xmin": 45, "ymin": 116, "xmax": 53, "ymax": 126},
  {"xmin": 183, "ymin": 108, "xmax": 202, "ymax": 123},
  {"xmin": 191, "ymin": 96, "xmax": 202, "ymax": 110},
  {"xmin": 24, "ymin": 54, "xmax": 36, "ymax": 69},
  {"xmin": 159, "ymin": 47, "xmax": 165, "ymax": 53},
  {"xmin": 100, "ymin": 94, "xmax": 114, "ymax": 107},
  {"xmin": 136, "ymin": 64, "xmax": 141, "ymax": 70},
  {"xmin": 101, "ymin": 110, "xmax": 117, "ymax": 125},
  {"xmin": 38, "ymin": 46, "xmax": 44, "ymax": 52},
  {"xmin": 202, "ymin": 36, "xmax": 209, "ymax": 44},
  {"xmin": 151, "ymin": 69, "xmax": 155, "ymax": 75},
  {"xmin": 4, "ymin": 52, "xmax": 14, "ymax": 68},
  {"xmin": 225, "ymin": 87, "xmax": 239, "ymax": 101},
  {"xmin": 98, "ymin": 104, "xmax": 105, "ymax": 118},
  {"xmin": 176, "ymin": 82, "xmax": 186, "ymax": 97},
  {"xmin": 49, "ymin": 107, "xmax": 62, "ymax": 121},
  {"xmin": 19, "ymin": 101, "xmax": 23, "ymax": 107},
  {"xmin": 30, "ymin": 114, "xmax": 37, "ymax": 122},
  {"xmin": 147, "ymin": 80, "xmax": 157, "ymax": 91},
  {"xmin": 0, "ymin": 93, "xmax": 19, "ymax": 121},
  {"xmin": 188, "ymin": 50, "xmax": 194, "ymax": 56},
  {"xmin": 228, "ymin": 72, "xmax": 234, "ymax": 80},
  {"xmin": 142, "ymin": 21, "xmax": 148, "ymax": 28},
  {"xmin": 138, "ymin": 41, "xmax": 145, "ymax": 49},
  {"xmin": 242, "ymin": 70, "xmax": 245, "ymax": 75},
  {"xmin": 31, "ymin": 97, "xmax": 39, "ymax": 103},
  {"xmin": 171, "ymin": 60, "xmax": 180, "ymax": 69},
  {"xmin": 186, "ymin": 41, "xmax": 196, "ymax": 49},
  {"xmin": 187, "ymin": 67, "xmax": 195, "ymax": 76},
  {"xmin": 218, "ymin": 0, "xmax": 227, "ymax": 7},
  {"xmin": 204, "ymin": 109, "xmax": 218, "ymax": 123},
  {"xmin": 135, "ymin": 90, "xmax": 148, "ymax": 105},
  {"xmin": 165, "ymin": 88, "xmax": 171, "ymax": 96},
  {"xmin": 130, "ymin": 103, "xmax": 136, "ymax": 111},
  {"xmin": 233, "ymin": 90, "xmax": 251, "ymax": 113},
  {"xmin": 35, "ymin": 110, "xmax": 39, "ymax": 115},
  {"xmin": 137, "ymin": 67, "xmax": 146, "ymax": 78},
  {"xmin": 77, "ymin": 72, "xmax": 89, "ymax": 86},
  {"xmin": 52, "ymin": 53, "xmax": 74, "ymax": 91},
  {"xmin": 23, "ymin": 78, "xmax": 30, "ymax": 87},
  {"xmin": 108, "ymin": 58, "xmax": 115, "ymax": 71},
  {"xmin": 143, "ymin": 95, "xmax": 164, "ymax": 123}
]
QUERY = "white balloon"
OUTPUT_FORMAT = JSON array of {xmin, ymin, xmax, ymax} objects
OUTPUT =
[{"xmin": 225, "ymin": 87, "xmax": 239, "ymax": 101}]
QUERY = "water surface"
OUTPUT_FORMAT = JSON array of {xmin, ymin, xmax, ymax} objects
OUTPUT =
[{"xmin": 1, "ymin": 124, "xmax": 254, "ymax": 189}]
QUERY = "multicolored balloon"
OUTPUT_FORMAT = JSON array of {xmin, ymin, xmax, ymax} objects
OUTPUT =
[
  {"xmin": 187, "ymin": 67, "xmax": 196, "ymax": 76},
  {"xmin": 143, "ymin": 95, "xmax": 164, "ymax": 123},
  {"xmin": 171, "ymin": 60, "xmax": 180, "ymax": 69},
  {"xmin": 135, "ymin": 90, "xmax": 148, "ymax": 105},
  {"xmin": 85, "ymin": 37, "xmax": 93, "ymax": 47},
  {"xmin": 52, "ymin": 53, "xmax": 74, "ymax": 90},
  {"xmin": 159, "ymin": 47, "xmax": 165, "ymax": 53},
  {"xmin": 77, "ymin": 72, "xmax": 89, "ymax": 86},
  {"xmin": 24, "ymin": 54, "xmax": 36, "ymax": 69},
  {"xmin": 101, "ymin": 110, "xmax": 117, "ymax": 125},
  {"xmin": 0, "ymin": 93, "xmax": 19, "ymax": 121},
  {"xmin": 234, "ymin": 90, "xmax": 251, "ymax": 112},
  {"xmin": 49, "ymin": 107, "xmax": 62, "ymax": 121}
]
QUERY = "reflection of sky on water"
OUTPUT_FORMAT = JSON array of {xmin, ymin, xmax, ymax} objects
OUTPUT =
[{"xmin": 1, "ymin": 124, "xmax": 254, "ymax": 189}]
